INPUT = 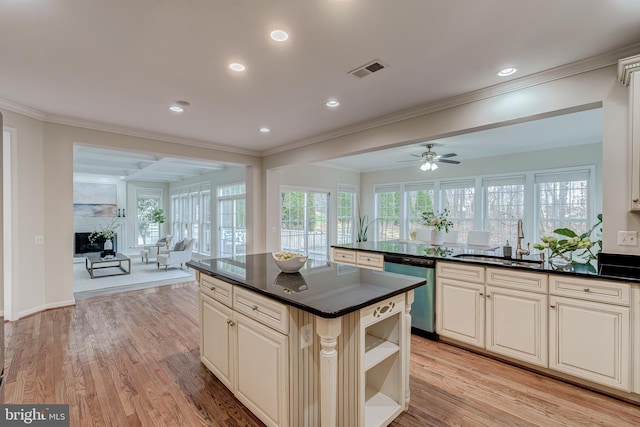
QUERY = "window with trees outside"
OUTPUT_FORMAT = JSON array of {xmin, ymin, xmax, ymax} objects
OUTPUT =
[
  {"xmin": 136, "ymin": 188, "xmax": 162, "ymax": 246},
  {"xmin": 371, "ymin": 166, "xmax": 595, "ymax": 247},
  {"xmin": 483, "ymin": 176, "xmax": 525, "ymax": 246},
  {"xmin": 337, "ymin": 184, "xmax": 357, "ymax": 244},
  {"xmin": 280, "ymin": 188, "xmax": 329, "ymax": 264},
  {"xmin": 536, "ymin": 169, "xmax": 591, "ymax": 237},
  {"xmin": 218, "ymin": 183, "xmax": 246, "ymax": 258}
]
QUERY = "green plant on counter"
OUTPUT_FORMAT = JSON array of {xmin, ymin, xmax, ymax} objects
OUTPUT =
[
  {"xmin": 534, "ymin": 213, "xmax": 602, "ymax": 273},
  {"xmin": 421, "ymin": 208, "xmax": 453, "ymax": 232}
]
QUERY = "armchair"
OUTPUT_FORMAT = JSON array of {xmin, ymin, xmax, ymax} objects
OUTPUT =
[
  {"xmin": 156, "ymin": 238, "xmax": 195, "ymax": 270},
  {"xmin": 140, "ymin": 235, "xmax": 172, "ymax": 264}
]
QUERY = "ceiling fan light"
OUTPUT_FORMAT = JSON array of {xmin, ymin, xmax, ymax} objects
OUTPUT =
[
  {"xmin": 431, "ymin": 162, "xmax": 438, "ymax": 170},
  {"xmin": 420, "ymin": 161, "xmax": 430, "ymax": 171}
]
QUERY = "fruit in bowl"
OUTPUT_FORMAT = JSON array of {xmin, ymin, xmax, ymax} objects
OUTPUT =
[{"xmin": 272, "ymin": 252, "xmax": 308, "ymax": 273}]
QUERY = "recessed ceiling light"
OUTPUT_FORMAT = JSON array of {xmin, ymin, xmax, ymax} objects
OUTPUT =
[
  {"xmin": 259, "ymin": 127, "xmax": 270, "ymax": 133},
  {"xmin": 229, "ymin": 63, "xmax": 246, "ymax": 72},
  {"xmin": 270, "ymin": 30, "xmax": 289, "ymax": 42},
  {"xmin": 326, "ymin": 100, "xmax": 340, "ymax": 108},
  {"xmin": 497, "ymin": 67, "xmax": 517, "ymax": 77},
  {"xmin": 169, "ymin": 106, "xmax": 184, "ymax": 113}
]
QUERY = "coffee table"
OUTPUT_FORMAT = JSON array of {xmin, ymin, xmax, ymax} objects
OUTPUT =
[{"xmin": 85, "ymin": 253, "xmax": 131, "ymax": 279}]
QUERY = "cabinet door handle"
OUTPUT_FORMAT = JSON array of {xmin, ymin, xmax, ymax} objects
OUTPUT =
[
  {"xmin": 486, "ymin": 294, "xmax": 491, "ymax": 299},
  {"xmin": 207, "ymin": 286, "xmax": 215, "ymax": 291},
  {"xmin": 479, "ymin": 292, "xmax": 484, "ymax": 296},
  {"xmin": 252, "ymin": 305, "xmax": 259, "ymax": 311},
  {"xmin": 227, "ymin": 319, "xmax": 235, "ymax": 326},
  {"xmin": 583, "ymin": 288, "xmax": 590, "ymax": 292},
  {"xmin": 634, "ymin": 198, "xmax": 639, "ymax": 203},
  {"xmin": 550, "ymin": 305, "xmax": 556, "ymax": 309}
]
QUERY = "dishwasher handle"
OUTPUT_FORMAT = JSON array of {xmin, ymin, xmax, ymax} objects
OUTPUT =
[{"xmin": 384, "ymin": 254, "xmax": 435, "ymax": 267}]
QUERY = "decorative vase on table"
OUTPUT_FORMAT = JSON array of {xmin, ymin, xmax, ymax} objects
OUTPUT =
[{"xmin": 431, "ymin": 229, "xmax": 444, "ymax": 246}]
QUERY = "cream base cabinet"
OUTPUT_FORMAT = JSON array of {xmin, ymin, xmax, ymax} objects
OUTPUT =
[
  {"xmin": 485, "ymin": 286, "xmax": 548, "ymax": 367},
  {"xmin": 199, "ymin": 292, "xmax": 234, "ymax": 390},
  {"xmin": 549, "ymin": 295, "xmax": 631, "ymax": 391},
  {"xmin": 235, "ymin": 312, "xmax": 288, "ymax": 427},
  {"xmin": 436, "ymin": 277, "xmax": 485, "ymax": 347}
]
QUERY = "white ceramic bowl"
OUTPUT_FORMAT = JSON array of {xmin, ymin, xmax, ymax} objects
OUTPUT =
[{"xmin": 272, "ymin": 252, "xmax": 308, "ymax": 273}]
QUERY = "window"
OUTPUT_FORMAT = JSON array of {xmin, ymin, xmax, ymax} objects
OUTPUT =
[
  {"xmin": 136, "ymin": 188, "xmax": 162, "ymax": 245},
  {"xmin": 483, "ymin": 176, "xmax": 525, "ymax": 246},
  {"xmin": 536, "ymin": 169, "xmax": 591, "ymax": 238},
  {"xmin": 218, "ymin": 183, "xmax": 246, "ymax": 258},
  {"xmin": 441, "ymin": 180, "xmax": 475, "ymax": 242},
  {"xmin": 170, "ymin": 182, "xmax": 212, "ymax": 255},
  {"xmin": 337, "ymin": 184, "xmax": 357, "ymax": 244},
  {"xmin": 281, "ymin": 188, "xmax": 329, "ymax": 264},
  {"xmin": 406, "ymin": 183, "xmax": 435, "ymax": 234},
  {"xmin": 375, "ymin": 185, "xmax": 401, "ymax": 241}
]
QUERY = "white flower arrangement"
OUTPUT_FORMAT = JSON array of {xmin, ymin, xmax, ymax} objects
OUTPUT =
[{"xmin": 421, "ymin": 209, "xmax": 453, "ymax": 232}]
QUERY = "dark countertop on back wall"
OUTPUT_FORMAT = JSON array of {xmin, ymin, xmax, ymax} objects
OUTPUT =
[
  {"xmin": 187, "ymin": 253, "xmax": 426, "ymax": 318},
  {"xmin": 332, "ymin": 240, "xmax": 640, "ymax": 284}
]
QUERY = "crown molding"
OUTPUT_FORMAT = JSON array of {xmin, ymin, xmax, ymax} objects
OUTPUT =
[
  {"xmin": 42, "ymin": 113, "xmax": 261, "ymax": 157},
  {"xmin": 3, "ymin": 42, "xmax": 640, "ymax": 159},
  {"xmin": 261, "ymin": 43, "xmax": 640, "ymax": 157},
  {"xmin": 0, "ymin": 98, "xmax": 46, "ymax": 121},
  {"xmin": 618, "ymin": 53, "xmax": 640, "ymax": 86}
]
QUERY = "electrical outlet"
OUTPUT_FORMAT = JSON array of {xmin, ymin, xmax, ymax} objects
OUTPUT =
[
  {"xmin": 617, "ymin": 231, "xmax": 638, "ymax": 246},
  {"xmin": 34, "ymin": 235, "xmax": 44, "ymax": 245},
  {"xmin": 300, "ymin": 323, "xmax": 313, "ymax": 349}
]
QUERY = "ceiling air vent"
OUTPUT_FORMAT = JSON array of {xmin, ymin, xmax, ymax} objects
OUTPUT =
[{"xmin": 349, "ymin": 59, "xmax": 387, "ymax": 78}]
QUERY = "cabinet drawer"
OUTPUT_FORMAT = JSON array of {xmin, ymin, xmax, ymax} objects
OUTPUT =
[
  {"xmin": 550, "ymin": 275, "xmax": 630, "ymax": 306},
  {"xmin": 360, "ymin": 294, "xmax": 405, "ymax": 328},
  {"xmin": 356, "ymin": 251, "xmax": 385, "ymax": 270},
  {"xmin": 234, "ymin": 287, "xmax": 289, "ymax": 334},
  {"xmin": 333, "ymin": 248, "xmax": 356, "ymax": 265},
  {"xmin": 486, "ymin": 267, "xmax": 548, "ymax": 293},
  {"xmin": 437, "ymin": 262, "xmax": 485, "ymax": 284},
  {"xmin": 200, "ymin": 275, "xmax": 233, "ymax": 307}
]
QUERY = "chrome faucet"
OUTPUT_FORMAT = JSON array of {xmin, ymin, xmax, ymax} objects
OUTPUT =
[{"xmin": 516, "ymin": 219, "xmax": 530, "ymax": 259}]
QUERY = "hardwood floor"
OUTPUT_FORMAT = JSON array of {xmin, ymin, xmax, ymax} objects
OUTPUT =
[{"xmin": 3, "ymin": 282, "xmax": 640, "ymax": 426}]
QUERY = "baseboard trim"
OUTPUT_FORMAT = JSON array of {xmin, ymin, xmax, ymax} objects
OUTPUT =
[{"xmin": 16, "ymin": 299, "xmax": 76, "ymax": 320}]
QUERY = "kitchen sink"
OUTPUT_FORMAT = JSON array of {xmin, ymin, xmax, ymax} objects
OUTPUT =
[{"xmin": 453, "ymin": 253, "xmax": 544, "ymax": 268}]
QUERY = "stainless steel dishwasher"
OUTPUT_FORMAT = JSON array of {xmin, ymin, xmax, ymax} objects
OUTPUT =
[{"xmin": 383, "ymin": 254, "xmax": 436, "ymax": 340}]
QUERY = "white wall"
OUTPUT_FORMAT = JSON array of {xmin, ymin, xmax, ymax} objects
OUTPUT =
[
  {"xmin": 0, "ymin": 115, "xmax": 263, "ymax": 318},
  {"xmin": 2, "ymin": 61, "xmax": 639, "ymax": 318},
  {"xmin": 266, "ymin": 164, "xmax": 360, "ymax": 252},
  {"xmin": 264, "ymin": 65, "xmax": 633, "ymax": 255}
]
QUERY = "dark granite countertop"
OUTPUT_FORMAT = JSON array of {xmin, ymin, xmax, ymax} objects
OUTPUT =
[
  {"xmin": 332, "ymin": 241, "xmax": 640, "ymax": 284},
  {"xmin": 187, "ymin": 253, "xmax": 426, "ymax": 318}
]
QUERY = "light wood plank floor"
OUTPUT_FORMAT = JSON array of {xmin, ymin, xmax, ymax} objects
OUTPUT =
[{"xmin": 3, "ymin": 282, "xmax": 640, "ymax": 426}]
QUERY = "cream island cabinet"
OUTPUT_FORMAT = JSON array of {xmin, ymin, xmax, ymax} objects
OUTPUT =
[
  {"xmin": 188, "ymin": 254, "xmax": 424, "ymax": 427},
  {"xmin": 435, "ymin": 260, "xmax": 640, "ymax": 399}
]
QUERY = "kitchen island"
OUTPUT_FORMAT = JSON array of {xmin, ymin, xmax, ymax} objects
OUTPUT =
[{"xmin": 187, "ymin": 253, "xmax": 425, "ymax": 427}]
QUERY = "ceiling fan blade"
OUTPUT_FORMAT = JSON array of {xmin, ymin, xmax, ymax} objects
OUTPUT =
[
  {"xmin": 397, "ymin": 159, "xmax": 421, "ymax": 163},
  {"xmin": 439, "ymin": 153, "xmax": 457, "ymax": 158},
  {"xmin": 438, "ymin": 159, "xmax": 461, "ymax": 164}
]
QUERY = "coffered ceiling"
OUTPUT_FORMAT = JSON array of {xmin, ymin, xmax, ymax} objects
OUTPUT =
[{"xmin": 1, "ymin": 0, "xmax": 640, "ymax": 161}]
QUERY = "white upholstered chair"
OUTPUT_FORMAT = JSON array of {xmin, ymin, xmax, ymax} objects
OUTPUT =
[
  {"xmin": 156, "ymin": 238, "xmax": 195, "ymax": 270},
  {"xmin": 141, "ymin": 235, "xmax": 172, "ymax": 264},
  {"xmin": 467, "ymin": 230, "xmax": 491, "ymax": 246}
]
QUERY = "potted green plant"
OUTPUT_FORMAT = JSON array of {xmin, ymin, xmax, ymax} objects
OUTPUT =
[
  {"xmin": 88, "ymin": 215, "xmax": 119, "ymax": 252},
  {"xmin": 421, "ymin": 208, "xmax": 453, "ymax": 245}
]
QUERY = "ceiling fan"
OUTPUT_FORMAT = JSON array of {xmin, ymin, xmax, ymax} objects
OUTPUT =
[{"xmin": 399, "ymin": 144, "xmax": 461, "ymax": 171}]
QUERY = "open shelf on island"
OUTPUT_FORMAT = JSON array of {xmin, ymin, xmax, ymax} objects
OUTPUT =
[
  {"xmin": 364, "ymin": 334, "xmax": 400, "ymax": 371},
  {"xmin": 364, "ymin": 386, "xmax": 402, "ymax": 427}
]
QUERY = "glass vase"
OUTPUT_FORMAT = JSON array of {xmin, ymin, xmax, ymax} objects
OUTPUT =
[{"xmin": 548, "ymin": 251, "xmax": 573, "ymax": 271}]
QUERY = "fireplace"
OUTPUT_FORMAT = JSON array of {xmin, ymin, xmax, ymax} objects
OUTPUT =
[{"xmin": 74, "ymin": 232, "xmax": 118, "ymax": 256}]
